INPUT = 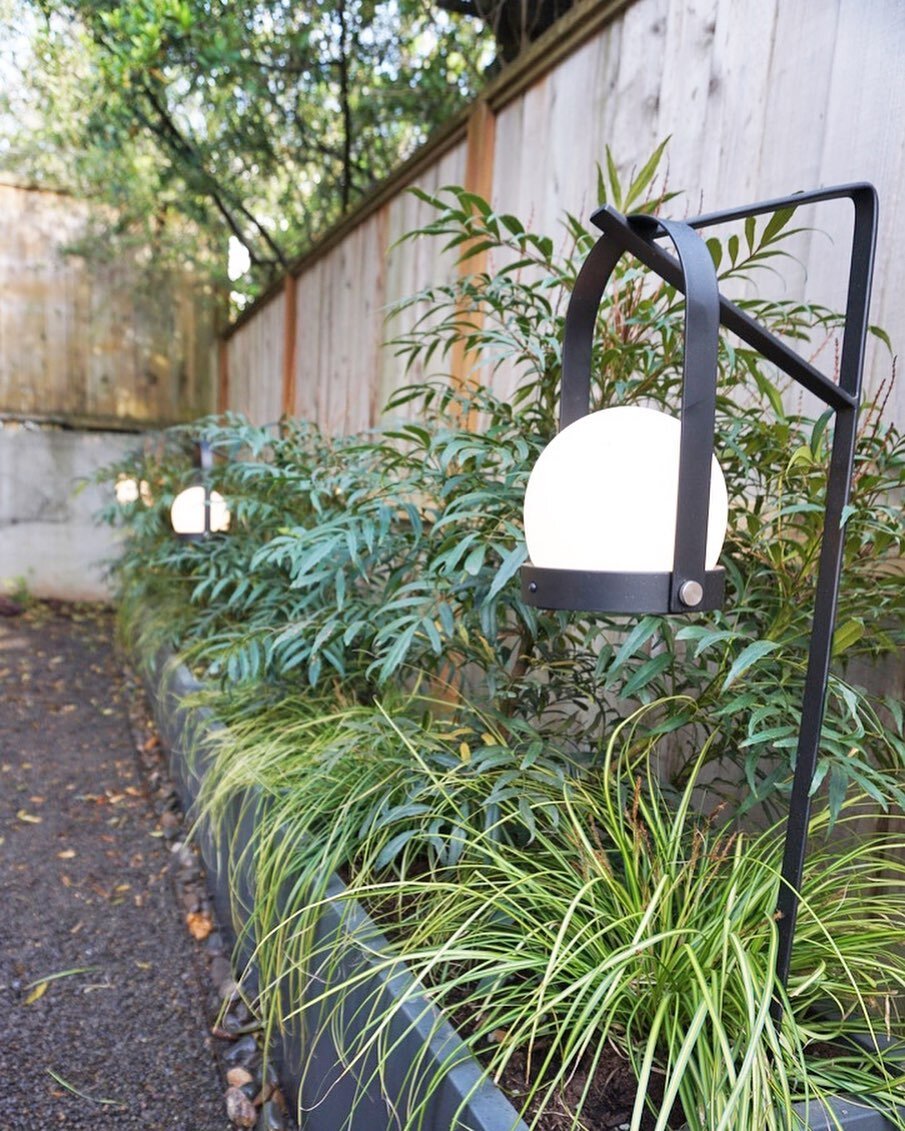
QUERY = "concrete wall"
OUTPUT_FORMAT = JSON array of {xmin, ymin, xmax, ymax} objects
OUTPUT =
[{"xmin": 0, "ymin": 424, "xmax": 139, "ymax": 600}]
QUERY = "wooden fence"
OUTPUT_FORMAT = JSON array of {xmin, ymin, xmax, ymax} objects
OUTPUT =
[
  {"xmin": 222, "ymin": 0, "xmax": 905, "ymax": 434},
  {"xmin": 0, "ymin": 182, "xmax": 222, "ymax": 430}
]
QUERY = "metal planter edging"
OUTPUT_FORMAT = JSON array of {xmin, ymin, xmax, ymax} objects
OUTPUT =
[{"xmin": 143, "ymin": 650, "xmax": 528, "ymax": 1131}]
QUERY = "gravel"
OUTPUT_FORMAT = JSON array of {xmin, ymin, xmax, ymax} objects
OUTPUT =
[{"xmin": 0, "ymin": 602, "xmax": 232, "ymax": 1129}]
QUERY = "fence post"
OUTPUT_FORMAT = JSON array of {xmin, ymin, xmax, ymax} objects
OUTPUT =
[
  {"xmin": 449, "ymin": 98, "xmax": 497, "ymax": 400},
  {"xmin": 282, "ymin": 274, "xmax": 298, "ymax": 419},
  {"xmin": 217, "ymin": 338, "xmax": 230, "ymax": 415}
]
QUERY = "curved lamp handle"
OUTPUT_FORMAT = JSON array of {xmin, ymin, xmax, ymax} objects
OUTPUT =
[{"xmin": 559, "ymin": 213, "xmax": 721, "ymax": 604}]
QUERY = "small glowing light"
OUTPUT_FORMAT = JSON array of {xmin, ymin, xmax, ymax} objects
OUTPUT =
[
  {"xmin": 524, "ymin": 405, "xmax": 728, "ymax": 572},
  {"xmin": 170, "ymin": 486, "xmax": 231, "ymax": 536},
  {"xmin": 115, "ymin": 475, "xmax": 153, "ymax": 506}
]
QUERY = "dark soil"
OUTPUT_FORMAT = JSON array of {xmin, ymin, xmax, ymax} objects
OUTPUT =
[
  {"xmin": 0, "ymin": 601, "xmax": 231, "ymax": 1129},
  {"xmin": 495, "ymin": 1043, "xmax": 660, "ymax": 1130}
]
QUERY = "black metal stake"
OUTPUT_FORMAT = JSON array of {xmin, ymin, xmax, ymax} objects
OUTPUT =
[{"xmin": 199, "ymin": 439, "xmax": 213, "ymax": 537}]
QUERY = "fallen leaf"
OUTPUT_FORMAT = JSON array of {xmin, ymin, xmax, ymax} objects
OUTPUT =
[
  {"xmin": 24, "ymin": 981, "xmax": 47, "ymax": 1004},
  {"xmin": 185, "ymin": 911, "xmax": 214, "ymax": 940},
  {"xmin": 57, "ymin": 849, "xmax": 76, "ymax": 860},
  {"xmin": 17, "ymin": 809, "xmax": 41, "ymax": 824},
  {"xmin": 29, "ymin": 795, "xmax": 45, "ymax": 805}
]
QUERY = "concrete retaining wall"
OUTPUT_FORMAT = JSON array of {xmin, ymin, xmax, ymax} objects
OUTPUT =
[{"xmin": 0, "ymin": 423, "xmax": 139, "ymax": 600}]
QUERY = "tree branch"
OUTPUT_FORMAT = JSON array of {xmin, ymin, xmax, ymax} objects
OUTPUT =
[{"xmin": 137, "ymin": 81, "xmax": 290, "ymax": 271}]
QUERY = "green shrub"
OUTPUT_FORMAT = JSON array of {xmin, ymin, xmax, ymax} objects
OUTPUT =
[{"xmin": 102, "ymin": 150, "xmax": 905, "ymax": 820}]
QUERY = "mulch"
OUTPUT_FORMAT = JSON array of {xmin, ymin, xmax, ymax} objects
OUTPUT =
[{"xmin": 0, "ymin": 600, "xmax": 232, "ymax": 1129}]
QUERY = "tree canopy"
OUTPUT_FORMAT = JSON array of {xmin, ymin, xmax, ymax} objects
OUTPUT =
[
  {"xmin": 0, "ymin": 1, "xmax": 493, "ymax": 293},
  {"xmin": 0, "ymin": 1, "xmax": 574, "ymax": 297}
]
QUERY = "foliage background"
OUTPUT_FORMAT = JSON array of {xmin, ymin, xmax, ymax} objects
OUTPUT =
[{"xmin": 0, "ymin": 0, "xmax": 499, "ymax": 294}]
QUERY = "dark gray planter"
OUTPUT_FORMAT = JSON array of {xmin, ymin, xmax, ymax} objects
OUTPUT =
[
  {"xmin": 142, "ymin": 650, "xmax": 902, "ymax": 1131},
  {"xmin": 145, "ymin": 651, "xmax": 527, "ymax": 1131}
]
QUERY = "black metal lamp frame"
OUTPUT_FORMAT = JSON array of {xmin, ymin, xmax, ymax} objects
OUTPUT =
[
  {"xmin": 173, "ymin": 439, "xmax": 215, "ymax": 541},
  {"xmin": 521, "ymin": 183, "xmax": 878, "ymax": 999}
]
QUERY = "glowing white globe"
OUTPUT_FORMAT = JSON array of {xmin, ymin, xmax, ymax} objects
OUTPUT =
[
  {"xmin": 524, "ymin": 405, "xmax": 728, "ymax": 572},
  {"xmin": 170, "ymin": 486, "xmax": 231, "ymax": 536},
  {"xmin": 115, "ymin": 475, "xmax": 153, "ymax": 506}
]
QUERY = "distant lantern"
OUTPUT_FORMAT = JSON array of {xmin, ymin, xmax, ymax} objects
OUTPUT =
[
  {"xmin": 115, "ymin": 475, "xmax": 153, "ymax": 506},
  {"xmin": 170, "ymin": 485, "xmax": 230, "ymax": 538}
]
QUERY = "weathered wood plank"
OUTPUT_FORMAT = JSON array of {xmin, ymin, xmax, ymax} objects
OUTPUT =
[
  {"xmin": 0, "ymin": 183, "xmax": 220, "ymax": 425},
  {"xmin": 226, "ymin": 289, "xmax": 285, "ymax": 425}
]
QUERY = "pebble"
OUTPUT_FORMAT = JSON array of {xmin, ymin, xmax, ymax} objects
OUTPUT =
[
  {"xmin": 204, "ymin": 930, "xmax": 225, "ymax": 955},
  {"xmin": 221, "ymin": 1011, "xmax": 248, "ymax": 1036},
  {"xmin": 223, "ymin": 1035, "xmax": 259, "ymax": 1065},
  {"xmin": 257, "ymin": 1100, "xmax": 288, "ymax": 1130},
  {"xmin": 210, "ymin": 955, "xmax": 233, "ymax": 990},
  {"xmin": 225, "ymin": 1086, "xmax": 257, "ymax": 1127},
  {"xmin": 226, "ymin": 1067, "xmax": 254, "ymax": 1088},
  {"xmin": 160, "ymin": 809, "xmax": 181, "ymax": 837}
]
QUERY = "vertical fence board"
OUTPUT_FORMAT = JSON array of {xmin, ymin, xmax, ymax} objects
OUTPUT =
[
  {"xmin": 281, "ymin": 275, "xmax": 298, "ymax": 418},
  {"xmin": 226, "ymin": 290, "xmax": 285, "ymax": 426},
  {"xmin": 377, "ymin": 140, "xmax": 470, "ymax": 422},
  {"xmin": 0, "ymin": 183, "xmax": 219, "ymax": 426}
]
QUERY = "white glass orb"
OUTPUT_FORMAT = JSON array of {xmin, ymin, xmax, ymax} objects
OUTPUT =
[
  {"xmin": 524, "ymin": 405, "xmax": 728, "ymax": 572},
  {"xmin": 115, "ymin": 476, "xmax": 139, "ymax": 505},
  {"xmin": 115, "ymin": 476, "xmax": 153, "ymax": 506},
  {"xmin": 170, "ymin": 486, "xmax": 231, "ymax": 536}
]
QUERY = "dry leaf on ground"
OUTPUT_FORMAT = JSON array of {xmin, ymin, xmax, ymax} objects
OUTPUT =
[{"xmin": 185, "ymin": 911, "xmax": 214, "ymax": 940}]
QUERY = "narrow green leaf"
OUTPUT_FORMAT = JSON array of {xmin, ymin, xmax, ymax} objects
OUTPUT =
[
  {"xmin": 607, "ymin": 616, "xmax": 662, "ymax": 678},
  {"xmin": 486, "ymin": 542, "xmax": 527, "ymax": 601},
  {"xmin": 619, "ymin": 651, "xmax": 673, "ymax": 699},
  {"xmin": 623, "ymin": 137, "xmax": 669, "ymax": 210},
  {"xmin": 722, "ymin": 640, "xmax": 781, "ymax": 691},
  {"xmin": 605, "ymin": 147, "xmax": 623, "ymax": 210},
  {"xmin": 761, "ymin": 205, "xmax": 796, "ymax": 245},
  {"xmin": 744, "ymin": 215, "xmax": 756, "ymax": 252},
  {"xmin": 832, "ymin": 618, "xmax": 864, "ymax": 657}
]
